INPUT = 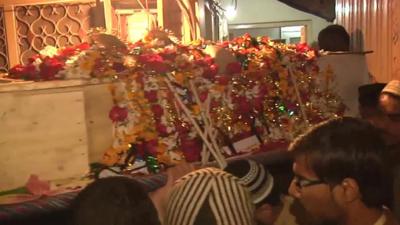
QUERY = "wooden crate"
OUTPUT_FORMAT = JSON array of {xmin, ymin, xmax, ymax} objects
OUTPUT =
[{"xmin": 0, "ymin": 80, "xmax": 113, "ymax": 191}]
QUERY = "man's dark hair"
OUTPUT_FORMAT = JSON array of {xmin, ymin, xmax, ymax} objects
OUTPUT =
[
  {"xmin": 359, "ymin": 83, "xmax": 387, "ymax": 109},
  {"xmin": 358, "ymin": 83, "xmax": 387, "ymax": 119},
  {"xmin": 318, "ymin": 25, "xmax": 350, "ymax": 51},
  {"xmin": 258, "ymin": 159, "xmax": 293, "ymax": 207},
  {"xmin": 289, "ymin": 117, "xmax": 390, "ymax": 208},
  {"xmin": 71, "ymin": 176, "xmax": 161, "ymax": 225}
]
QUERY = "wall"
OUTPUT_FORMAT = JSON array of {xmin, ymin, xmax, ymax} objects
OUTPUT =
[
  {"xmin": 224, "ymin": 0, "xmax": 331, "ymax": 44},
  {"xmin": 336, "ymin": 0, "xmax": 400, "ymax": 82},
  {"xmin": 230, "ymin": 27, "xmax": 280, "ymax": 39}
]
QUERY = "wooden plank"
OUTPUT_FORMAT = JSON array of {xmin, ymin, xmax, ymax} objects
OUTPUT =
[
  {"xmin": 0, "ymin": 87, "xmax": 89, "ymax": 191},
  {"xmin": 83, "ymin": 83, "xmax": 113, "ymax": 163}
]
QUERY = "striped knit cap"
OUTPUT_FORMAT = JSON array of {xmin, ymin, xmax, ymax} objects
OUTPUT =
[
  {"xmin": 225, "ymin": 159, "xmax": 274, "ymax": 204},
  {"xmin": 165, "ymin": 167, "xmax": 256, "ymax": 225}
]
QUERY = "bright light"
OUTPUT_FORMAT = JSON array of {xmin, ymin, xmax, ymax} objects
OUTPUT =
[
  {"xmin": 127, "ymin": 11, "xmax": 156, "ymax": 43},
  {"xmin": 225, "ymin": 6, "xmax": 237, "ymax": 20}
]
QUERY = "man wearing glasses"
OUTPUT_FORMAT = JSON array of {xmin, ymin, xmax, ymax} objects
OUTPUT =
[{"xmin": 288, "ymin": 117, "xmax": 398, "ymax": 225}]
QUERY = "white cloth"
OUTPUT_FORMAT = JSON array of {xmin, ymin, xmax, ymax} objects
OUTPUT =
[{"xmin": 318, "ymin": 53, "xmax": 371, "ymax": 117}]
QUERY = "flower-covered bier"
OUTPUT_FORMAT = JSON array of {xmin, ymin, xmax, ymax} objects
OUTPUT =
[
  {"xmin": 104, "ymin": 32, "xmax": 344, "ymax": 168},
  {"xmin": 6, "ymin": 30, "xmax": 345, "ymax": 170}
]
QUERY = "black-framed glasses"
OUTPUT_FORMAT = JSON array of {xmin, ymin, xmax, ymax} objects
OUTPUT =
[{"xmin": 293, "ymin": 175, "xmax": 325, "ymax": 189}]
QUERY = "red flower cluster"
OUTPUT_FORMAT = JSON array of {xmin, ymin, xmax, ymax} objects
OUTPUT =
[
  {"xmin": 295, "ymin": 42, "xmax": 311, "ymax": 53},
  {"xmin": 8, "ymin": 56, "xmax": 65, "ymax": 81},
  {"xmin": 180, "ymin": 138, "xmax": 202, "ymax": 162},
  {"xmin": 225, "ymin": 62, "xmax": 242, "ymax": 75},
  {"xmin": 138, "ymin": 53, "xmax": 171, "ymax": 74},
  {"xmin": 8, "ymin": 43, "xmax": 90, "ymax": 81},
  {"xmin": 109, "ymin": 106, "xmax": 128, "ymax": 122}
]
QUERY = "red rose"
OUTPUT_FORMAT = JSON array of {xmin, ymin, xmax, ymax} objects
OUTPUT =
[
  {"xmin": 203, "ymin": 64, "xmax": 219, "ymax": 80},
  {"xmin": 109, "ymin": 106, "xmax": 128, "ymax": 122},
  {"xmin": 159, "ymin": 50, "xmax": 177, "ymax": 61},
  {"xmin": 220, "ymin": 41, "xmax": 230, "ymax": 48},
  {"xmin": 138, "ymin": 54, "xmax": 170, "ymax": 73},
  {"xmin": 156, "ymin": 123, "xmax": 169, "ymax": 137},
  {"xmin": 28, "ymin": 54, "xmax": 41, "ymax": 64},
  {"xmin": 8, "ymin": 64, "xmax": 23, "ymax": 77},
  {"xmin": 40, "ymin": 57, "xmax": 64, "ymax": 80},
  {"xmin": 144, "ymin": 139, "xmax": 159, "ymax": 156},
  {"xmin": 8, "ymin": 64, "xmax": 28, "ymax": 79},
  {"xmin": 176, "ymin": 122, "xmax": 190, "ymax": 135},
  {"xmin": 301, "ymin": 93, "xmax": 310, "ymax": 102},
  {"xmin": 144, "ymin": 90, "xmax": 158, "ymax": 102},
  {"xmin": 139, "ymin": 53, "xmax": 162, "ymax": 63},
  {"xmin": 210, "ymin": 100, "xmax": 220, "ymax": 109},
  {"xmin": 150, "ymin": 61, "xmax": 170, "ymax": 73},
  {"xmin": 233, "ymin": 96, "xmax": 252, "ymax": 114},
  {"xmin": 259, "ymin": 36, "xmax": 269, "ymax": 43},
  {"xmin": 135, "ymin": 143, "xmax": 146, "ymax": 158},
  {"xmin": 286, "ymin": 102, "xmax": 297, "ymax": 111},
  {"xmin": 258, "ymin": 85, "xmax": 268, "ymax": 96},
  {"xmin": 240, "ymin": 100, "xmax": 252, "ymax": 114},
  {"xmin": 216, "ymin": 75, "xmax": 230, "ymax": 85},
  {"xmin": 203, "ymin": 56, "xmax": 214, "ymax": 65},
  {"xmin": 199, "ymin": 91, "xmax": 208, "ymax": 102},
  {"xmin": 59, "ymin": 47, "xmax": 76, "ymax": 59},
  {"xmin": 296, "ymin": 43, "xmax": 311, "ymax": 53},
  {"xmin": 225, "ymin": 62, "xmax": 242, "ymax": 75},
  {"xmin": 9, "ymin": 64, "xmax": 38, "ymax": 80},
  {"xmin": 180, "ymin": 138, "xmax": 202, "ymax": 162},
  {"xmin": 253, "ymin": 97, "xmax": 264, "ymax": 112},
  {"xmin": 194, "ymin": 56, "xmax": 214, "ymax": 68},
  {"xmin": 151, "ymin": 104, "xmax": 164, "ymax": 117},
  {"xmin": 24, "ymin": 64, "xmax": 39, "ymax": 80},
  {"xmin": 194, "ymin": 59, "xmax": 207, "ymax": 67}
]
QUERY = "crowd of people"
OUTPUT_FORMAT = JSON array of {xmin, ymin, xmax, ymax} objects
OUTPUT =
[{"xmin": 68, "ymin": 24, "xmax": 400, "ymax": 225}]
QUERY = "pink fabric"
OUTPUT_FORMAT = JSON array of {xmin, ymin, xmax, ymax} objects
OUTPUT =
[{"xmin": 25, "ymin": 175, "xmax": 51, "ymax": 196}]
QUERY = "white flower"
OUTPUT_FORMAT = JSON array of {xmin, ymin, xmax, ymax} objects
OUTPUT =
[{"xmin": 39, "ymin": 45, "xmax": 58, "ymax": 58}]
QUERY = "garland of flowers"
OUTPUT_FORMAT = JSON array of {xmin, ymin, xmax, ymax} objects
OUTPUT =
[{"xmin": 7, "ymin": 31, "xmax": 345, "ymax": 171}]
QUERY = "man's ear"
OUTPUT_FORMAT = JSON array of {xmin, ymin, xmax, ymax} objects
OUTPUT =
[{"xmin": 341, "ymin": 178, "xmax": 361, "ymax": 203}]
